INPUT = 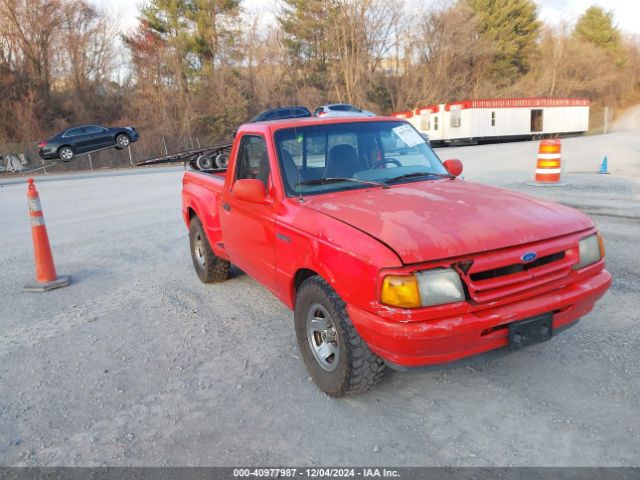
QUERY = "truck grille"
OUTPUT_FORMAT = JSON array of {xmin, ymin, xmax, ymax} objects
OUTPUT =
[
  {"xmin": 462, "ymin": 240, "xmax": 578, "ymax": 304},
  {"xmin": 470, "ymin": 252, "xmax": 565, "ymax": 282}
]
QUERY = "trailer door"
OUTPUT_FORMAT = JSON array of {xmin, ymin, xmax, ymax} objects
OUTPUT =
[{"xmin": 531, "ymin": 109, "xmax": 543, "ymax": 132}]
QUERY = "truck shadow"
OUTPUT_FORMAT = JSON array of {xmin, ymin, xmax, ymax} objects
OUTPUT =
[{"xmin": 229, "ymin": 265, "xmax": 246, "ymax": 280}]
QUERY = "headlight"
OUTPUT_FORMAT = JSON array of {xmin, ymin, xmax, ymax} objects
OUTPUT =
[
  {"xmin": 381, "ymin": 268, "xmax": 465, "ymax": 308},
  {"xmin": 416, "ymin": 268, "xmax": 466, "ymax": 306},
  {"xmin": 574, "ymin": 233, "xmax": 604, "ymax": 270}
]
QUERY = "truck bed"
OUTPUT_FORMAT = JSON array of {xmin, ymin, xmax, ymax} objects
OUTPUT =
[
  {"xmin": 182, "ymin": 169, "xmax": 229, "ymax": 253},
  {"xmin": 184, "ymin": 169, "xmax": 227, "ymax": 190}
]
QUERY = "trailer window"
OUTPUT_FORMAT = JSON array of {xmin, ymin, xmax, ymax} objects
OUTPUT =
[
  {"xmin": 491, "ymin": 111, "xmax": 496, "ymax": 127},
  {"xmin": 234, "ymin": 135, "xmax": 269, "ymax": 188},
  {"xmin": 450, "ymin": 110, "xmax": 461, "ymax": 128},
  {"xmin": 420, "ymin": 113, "xmax": 430, "ymax": 131},
  {"xmin": 433, "ymin": 116, "xmax": 439, "ymax": 131}
]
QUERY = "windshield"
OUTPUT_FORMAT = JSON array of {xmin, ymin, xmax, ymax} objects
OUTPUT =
[
  {"xmin": 330, "ymin": 104, "xmax": 361, "ymax": 112},
  {"xmin": 274, "ymin": 121, "xmax": 448, "ymax": 196}
]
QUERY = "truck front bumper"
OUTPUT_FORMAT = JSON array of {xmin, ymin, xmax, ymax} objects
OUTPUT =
[{"xmin": 347, "ymin": 269, "xmax": 611, "ymax": 368}]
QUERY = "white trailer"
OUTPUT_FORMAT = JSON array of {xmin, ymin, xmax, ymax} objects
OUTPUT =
[{"xmin": 393, "ymin": 98, "xmax": 590, "ymax": 145}]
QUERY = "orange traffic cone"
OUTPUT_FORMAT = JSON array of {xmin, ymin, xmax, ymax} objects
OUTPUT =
[
  {"xmin": 23, "ymin": 178, "xmax": 70, "ymax": 292},
  {"xmin": 533, "ymin": 139, "xmax": 564, "ymax": 185}
]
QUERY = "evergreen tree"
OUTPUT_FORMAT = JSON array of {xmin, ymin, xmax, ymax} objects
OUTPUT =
[
  {"xmin": 278, "ymin": 0, "xmax": 340, "ymax": 90},
  {"xmin": 574, "ymin": 6, "xmax": 622, "ymax": 55},
  {"xmin": 466, "ymin": 0, "xmax": 540, "ymax": 88}
]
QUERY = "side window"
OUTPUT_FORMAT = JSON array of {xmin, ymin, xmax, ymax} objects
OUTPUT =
[
  {"xmin": 64, "ymin": 127, "xmax": 87, "ymax": 137},
  {"xmin": 235, "ymin": 135, "xmax": 269, "ymax": 188},
  {"xmin": 281, "ymin": 136, "xmax": 304, "ymax": 167},
  {"xmin": 307, "ymin": 134, "xmax": 327, "ymax": 168},
  {"xmin": 261, "ymin": 111, "xmax": 275, "ymax": 121},
  {"xmin": 85, "ymin": 125, "xmax": 106, "ymax": 133},
  {"xmin": 491, "ymin": 111, "xmax": 496, "ymax": 127},
  {"xmin": 433, "ymin": 116, "xmax": 439, "ymax": 131}
]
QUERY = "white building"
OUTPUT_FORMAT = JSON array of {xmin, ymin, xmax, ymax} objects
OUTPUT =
[{"xmin": 393, "ymin": 98, "xmax": 590, "ymax": 145}]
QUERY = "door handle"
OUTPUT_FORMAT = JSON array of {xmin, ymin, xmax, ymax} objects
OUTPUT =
[{"xmin": 222, "ymin": 202, "xmax": 231, "ymax": 212}]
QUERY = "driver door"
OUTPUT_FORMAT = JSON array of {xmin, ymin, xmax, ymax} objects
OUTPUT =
[{"xmin": 219, "ymin": 134, "xmax": 277, "ymax": 290}]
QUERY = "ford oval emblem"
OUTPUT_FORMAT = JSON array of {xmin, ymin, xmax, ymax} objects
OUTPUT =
[{"xmin": 521, "ymin": 252, "xmax": 537, "ymax": 263}]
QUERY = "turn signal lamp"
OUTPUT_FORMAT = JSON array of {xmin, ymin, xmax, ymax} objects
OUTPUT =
[
  {"xmin": 381, "ymin": 275, "xmax": 421, "ymax": 308},
  {"xmin": 597, "ymin": 232, "xmax": 605, "ymax": 259}
]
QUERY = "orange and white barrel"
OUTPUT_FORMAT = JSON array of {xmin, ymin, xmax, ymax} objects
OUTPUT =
[{"xmin": 535, "ymin": 139, "xmax": 562, "ymax": 183}]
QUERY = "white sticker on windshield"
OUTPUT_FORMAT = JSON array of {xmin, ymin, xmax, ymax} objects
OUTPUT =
[{"xmin": 392, "ymin": 124, "xmax": 425, "ymax": 148}]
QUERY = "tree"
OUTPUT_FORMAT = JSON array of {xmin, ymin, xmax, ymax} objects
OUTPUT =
[
  {"xmin": 279, "ymin": 0, "xmax": 400, "ymax": 107},
  {"xmin": 278, "ymin": 0, "xmax": 338, "ymax": 91},
  {"xmin": 189, "ymin": 0, "xmax": 241, "ymax": 70},
  {"xmin": 466, "ymin": 0, "xmax": 540, "ymax": 88},
  {"xmin": 124, "ymin": 0, "xmax": 242, "ymax": 147},
  {"xmin": 0, "ymin": 0, "xmax": 64, "ymax": 102},
  {"xmin": 574, "ymin": 6, "xmax": 621, "ymax": 51},
  {"xmin": 328, "ymin": 0, "xmax": 401, "ymax": 105},
  {"xmin": 574, "ymin": 6, "xmax": 623, "ymax": 65}
]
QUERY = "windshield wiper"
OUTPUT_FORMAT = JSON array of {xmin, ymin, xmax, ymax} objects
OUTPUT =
[
  {"xmin": 296, "ymin": 177, "xmax": 388, "ymax": 189},
  {"xmin": 384, "ymin": 171, "xmax": 454, "ymax": 184}
]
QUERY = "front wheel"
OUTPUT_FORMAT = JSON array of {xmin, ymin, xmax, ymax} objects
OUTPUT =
[
  {"xmin": 115, "ymin": 134, "xmax": 131, "ymax": 149},
  {"xmin": 58, "ymin": 146, "xmax": 74, "ymax": 162},
  {"xmin": 189, "ymin": 216, "xmax": 230, "ymax": 283},
  {"xmin": 295, "ymin": 276, "xmax": 386, "ymax": 397}
]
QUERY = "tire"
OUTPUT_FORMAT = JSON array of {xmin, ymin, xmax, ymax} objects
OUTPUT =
[
  {"xmin": 215, "ymin": 153, "xmax": 229, "ymax": 169},
  {"xmin": 58, "ymin": 146, "xmax": 74, "ymax": 162},
  {"xmin": 115, "ymin": 133, "xmax": 131, "ymax": 149},
  {"xmin": 294, "ymin": 276, "xmax": 386, "ymax": 397},
  {"xmin": 196, "ymin": 154, "xmax": 213, "ymax": 170},
  {"xmin": 189, "ymin": 216, "xmax": 230, "ymax": 283}
]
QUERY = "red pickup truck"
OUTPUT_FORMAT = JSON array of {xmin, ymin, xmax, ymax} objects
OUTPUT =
[{"xmin": 182, "ymin": 116, "xmax": 611, "ymax": 397}]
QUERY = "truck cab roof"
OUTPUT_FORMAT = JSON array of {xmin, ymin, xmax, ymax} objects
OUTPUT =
[{"xmin": 236, "ymin": 115, "xmax": 401, "ymax": 135}]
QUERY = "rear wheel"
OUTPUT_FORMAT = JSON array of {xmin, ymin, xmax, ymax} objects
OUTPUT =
[
  {"xmin": 294, "ymin": 276, "xmax": 386, "ymax": 397},
  {"xmin": 189, "ymin": 216, "xmax": 230, "ymax": 283},
  {"xmin": 58, "ymin": 146, "xmax": 74, "ymax": 162}
]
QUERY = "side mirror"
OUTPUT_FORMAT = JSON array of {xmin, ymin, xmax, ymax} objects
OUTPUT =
[
  {"xmin": 443, "ymin": 159, "xmax": 463, "ymax": 177},
  {"xmin": 233, "ymin": 179, "xmax": 266, "ymax": 203}
]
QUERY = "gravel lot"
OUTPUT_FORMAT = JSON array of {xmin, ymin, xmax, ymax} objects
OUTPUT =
[{"xmin": 1, "ymin": 111, "xmax": 639, "ymax": 467}]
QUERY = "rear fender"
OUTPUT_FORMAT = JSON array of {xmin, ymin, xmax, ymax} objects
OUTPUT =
[{"xmin": 182, "ymin": 173, "xmax": 226, "ymax": 258}]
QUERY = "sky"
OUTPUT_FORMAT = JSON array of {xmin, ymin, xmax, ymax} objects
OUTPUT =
[{"xmin": 91, "ymin": 0, "xmax": 640, "ymax": 35}]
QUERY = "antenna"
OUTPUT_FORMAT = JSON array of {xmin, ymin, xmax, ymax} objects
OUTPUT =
[{"xmin": 296, "ymin": 128, "xmax": 304, "ymax": 203}]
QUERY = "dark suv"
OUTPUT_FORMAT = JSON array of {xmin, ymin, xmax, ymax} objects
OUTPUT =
[
  {"xmin": 38, "ymin": 125, "xmax": 139, "ymax": 161},
  {"xmin": 250, "ymin": 107, "xmax": 312, "ymax": 122}
]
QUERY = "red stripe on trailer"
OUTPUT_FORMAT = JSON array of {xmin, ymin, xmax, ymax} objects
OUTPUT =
[
  {"xmin": 416, "ymin": 105, "xmax": 439, "ymax": 114},
  {"xmin": 390, "ymin": 110, "xmax": 414, "ymax": 118},
  {"xmin": 444, "ymin": 97, "xmax": 590, "ymax": 111}
]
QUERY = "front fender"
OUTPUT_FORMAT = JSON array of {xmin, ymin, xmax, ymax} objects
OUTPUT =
[{"xmin": 274, "ymin": 201, "xmax": 402, "ymax": 310}]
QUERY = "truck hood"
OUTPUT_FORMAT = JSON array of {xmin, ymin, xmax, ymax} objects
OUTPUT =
[{"xmin": 303, "ymin": 180, "xmax": 593, "ymax": 264}]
